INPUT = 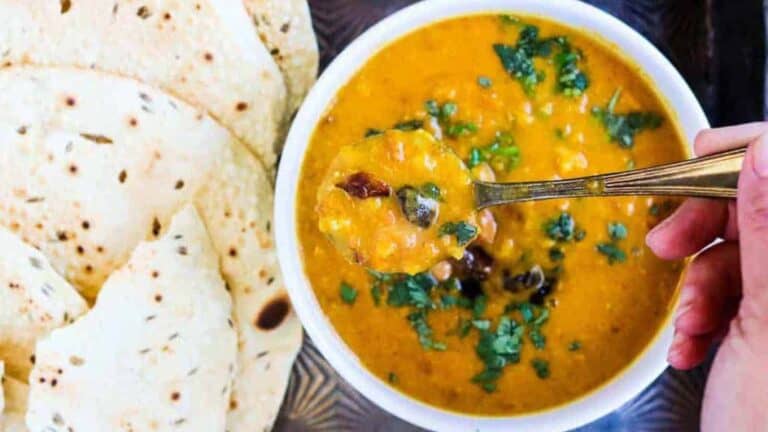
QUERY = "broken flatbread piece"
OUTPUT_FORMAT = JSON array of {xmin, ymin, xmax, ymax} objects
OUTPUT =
[
  {"xmin": 26, "ymin": 205, "xmax": 237, "ymax": 432},
  {"xmin": 0, "ymin": 227, "xmax": 87, "ymax": 380}
]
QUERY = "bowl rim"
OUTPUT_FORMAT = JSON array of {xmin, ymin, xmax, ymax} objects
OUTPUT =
[{"xmin": 275, "ymin": 1, "xmax": 710, "ymax": 430}]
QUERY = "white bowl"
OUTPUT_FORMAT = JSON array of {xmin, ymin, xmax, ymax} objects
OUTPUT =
[{"xmin": 275, "ymin": 1, "xmax": 709, "ymax": 431}]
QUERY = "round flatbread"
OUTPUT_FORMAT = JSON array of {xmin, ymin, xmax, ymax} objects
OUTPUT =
[
  {"xmin": 26, "ymin": 205, "xmax": 238, "ymax": 431},
  {"xmin": 245, "ymin": 0, "xmax": 319, "ymax": 115},
  {"xmin": 0, "ymin": 66, "xmax": 301, "ymax": 431},
  {"xmin": 0, "ymin": 0, "xmax": 287, "ymax": 167}
]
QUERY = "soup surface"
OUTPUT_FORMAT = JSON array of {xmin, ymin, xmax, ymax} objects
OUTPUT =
[{"xmin": 297, "ymin": 14, "xmax": 687, "ymax": 415}]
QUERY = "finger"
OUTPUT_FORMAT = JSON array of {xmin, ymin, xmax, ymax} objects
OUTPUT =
[
  {"xmin": 695, "ymin": 122, "xmax": 768, "ymax": 156},
  {"xmin": 674, "ymin": 242, "xmax": 742, "ymax": 336},
  {"xmin": 646, "ymin": 198, "xmax": 731, "ymax": 259},
  {"xmin": 737, "ymin": 134, "xmax": 768, "ymax": 319},
  {"xmin": 668, "ymin": 331, "xmax": 713, "ymax": 370}
]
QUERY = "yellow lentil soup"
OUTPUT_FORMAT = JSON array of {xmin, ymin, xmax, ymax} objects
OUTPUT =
[{"xmin": 297, "ymin": 13, "xmax": 687, "ymax": 415}]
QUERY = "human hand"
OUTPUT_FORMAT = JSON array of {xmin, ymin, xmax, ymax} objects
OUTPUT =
[{"xmin": 646, "ymin": 122, "xmax": 768, "ymax": 431}]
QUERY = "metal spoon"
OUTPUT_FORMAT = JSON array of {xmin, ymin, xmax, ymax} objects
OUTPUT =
[{"xmin": 475, "ymin": 147, "xmax": 745, "ymax": 208}]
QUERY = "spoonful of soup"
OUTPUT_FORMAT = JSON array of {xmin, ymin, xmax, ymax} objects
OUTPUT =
[
  {"xmin": 317, "ymin": 129, "xmax": 744, "ymax": 274},
  {"xmin": 316, "ymin": 129, "xmax": 479, "ymax": 274}
]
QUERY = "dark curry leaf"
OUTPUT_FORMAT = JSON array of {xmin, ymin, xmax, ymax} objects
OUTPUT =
[{"xmin": 393, "ymin": 119, "xmax": 424, "ymax": 131}]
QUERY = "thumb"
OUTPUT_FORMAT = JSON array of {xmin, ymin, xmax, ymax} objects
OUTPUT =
[{"xmin": 738, "ymin": 133, "xmax": 768, "ymax": 315}]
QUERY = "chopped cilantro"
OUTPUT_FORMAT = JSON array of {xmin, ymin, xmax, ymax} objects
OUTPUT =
[
  {"xmin": 441, "ymin": 102, "xmax": 458, "ymax": 118},
  {"xmin": 472, "ymin": 319, "xmax": 491, "ymax": 330},
  {"xmin": 425, "ymin": 99, "xmax": 440, "ymax": 117},
  {"xmin": 408, "ymin": 310, "xmax": 446, "ymax": 351},
  {"xmin": 530, "ymin": 327, "xmax": 546, "ymax": 349},
  {"xmin": 466, "ymin": 131, "xmax": 521, "ymax": 171},
  {"xmin": 388, "ymin": 272, "xmax": 437, "ymax": 309},
  {"xmin": 592, "ymin": 89, "xmax": 663, "ymax": 148},
  {"xmin": 370, "ymin": 284, "xmax": 382, "ymax": 306},
  {"xmin": 574, "ymin": 228, "xmax": 587, "ymax": 242},
  {"xmin": 439, "ymin": 221, "xmax": 478, "ymax": 246},
  {"xmin": 424, "ymin": 100, "xmax": 478, "ymax": 139},
  {"xmin": 440, "ymin": 294, "xmax": 458, "ymax": 309},
  {"xmin": 555, "ymin": 128, "xmax": 566, "ymax": 140},
  {"xmin": 493, "ymin": 42, "xmax": 543, "ymax": 95},
  {"xmin": 531, "ymin": 358, "xmax": 550, "ymax": 379},
  {"xmin": 499, "ymin": 14, "xmax": 520, "ymax": 25},
  {"xmin": 472, "ymin": 294, "xmax": 488, "ymax": 319},
  {"xmin": 458, "ymin": 319, "xmax": 473, "ymax": 338},
  {"xmin": 494, "ymin": 24, "xmax": 589, "ymax": 96},
  {"xmin": 608, "ymin": 222, "xmax": 628, "ymax": 240},
  {"xmin": 569, "ymin": 340, "xmax": 582, "ymax": 351},
  {"xmin": 388, "ymin": 372, "xmax": 398, "ymax": 384},
  {"xmin": 472, "ymin": 317, "xmax": 525, "ymax": 392},
  {"xmin": 446, "ymin": 122, "xmax": 479, "ymax": 138},
  {"xmin": 393, "ymin": 119, "xmax": 424, "ymax": 132},
  {"xmin": 597, "ymin": 242, "xmax": 627, "ymax": 264},
  {"xmin": 553, "ymin": 42, "xmax": 589, "ymax": 96},
  {"xmin": 339, "ymin": 282, "xmax": 358, "ymax": 304},
  {"xmin": 548, "ymin": 247, "xmax": 565, "ymax": 262},
  {"xmin": 477, "ymin": 76, "xmax": 493, "ymax": 88},
  {"xmin": 544, "ymin": 212, "xmax": 576, "ymax": 241},
  {"xmin": 649, "ymin": 203, "xmax": 661, "ymax": 216}
]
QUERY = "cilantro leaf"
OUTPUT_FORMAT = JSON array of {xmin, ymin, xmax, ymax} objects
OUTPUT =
[
  {"xmin": 597, "ymin": 242, "xmax": 627, "ymax": 264},
  {"xmin": 478, "ymin": 76, "xmax": 493, "ymax": 88},
  {"xmin": 370, "ymin": 285, "xmax": 382, "ymax": 306},
  {"xmin": 446, "ymin": 122, "xmax": 479, "ymax": 138},
  {"xmin": 569, "ymin": 340, "xmax": 582, "ymax": 351},
  {"xmin": 339, "ymin": 282, "xmax": 358, "ymax": 304},
  {"xmin": 548, "ymin": 247, "xmax": 565, "ymax": 262},
  {"xmin": 531, "ymin": 358, "xmax": 550, "ymax": 379},
  {"xmin": 408, "ymin": 310, "xmax": 446, "ymax": 351},
  {"xmin": 592, "ymin": 89, "xmax": 663, "ymax": 148},
  {"xmin": 466, "ymin": 132, "xmax": 520, "ymax": 171},
  {"xmin": 439, "ymin": 221, "xmax": 478, "ymax": 246},
  {"xmin": 608, "ymin": 222, "xmax": 628, "ymax": 240},
  {"xmin": 553, "ymin": 42, "xmax": 589, "ymax": 97},
  {"xmin": 544, "ymin": 212, "xmax": 576, "ymax": 241}
]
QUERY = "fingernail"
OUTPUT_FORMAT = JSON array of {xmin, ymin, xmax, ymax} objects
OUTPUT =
[{"xmin": 752, "ymin": 135, "xmax": 768, "ymax": 178}]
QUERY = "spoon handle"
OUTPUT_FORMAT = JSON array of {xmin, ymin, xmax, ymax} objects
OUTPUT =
[{"xmin": 475, "ymin": 147, "xmax": 746, "ymax": 208}]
